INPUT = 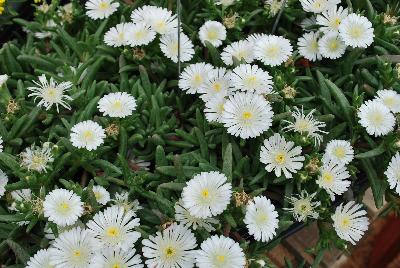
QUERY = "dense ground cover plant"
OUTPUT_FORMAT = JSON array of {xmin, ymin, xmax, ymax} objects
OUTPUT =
[{"xmin": 0, "ymin": 0, "xmax": 399, "ymax": 267}]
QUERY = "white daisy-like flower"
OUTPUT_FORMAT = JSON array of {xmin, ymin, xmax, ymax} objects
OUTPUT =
[
  {"xmin": 300, "ymin": 16, "xmax": 317, "ymax": 30},
  {"xmin": 230, "ymin": 64, "xmax": 273, "ymax": 94},
  {"xmin": 91, "ymin": 248, "xmax": 143, "ymax": 268},
  {"xmin": 260, "ymin": 133, "xmax": 305, "ymax": 178},
  {"xmin": 127, "ymin": 22, "xmax": 156, "ymax": 47},
  {"xmin": 384, "ymin": 152, "xmax": 400, "ymax": 195},
  {"xmin": 246, "ymin": 33, "xmax": 268, "ymax": 45},
  {"xmin": 0, "ymin": 74, "xmax": 8, "ymax": 87},
  {"xmin": 317, "ymin": 161, "xmax": 351, "ymax": 200},
  {"xmin": 284, "ymin": 190, "xmax": 320, "ymax": 222},
  {"xmin": 26, "ymin": 249, "xmax": 54, "ymax": 268},
  {"xmin": 265, "ymin": 0, "xmax": 286, "ymax": 16},
  {"xmin": 112, "ymin": 191, "xmax": 142, "ymax": 214},
  {"xmin": 375, "ymin": 89, "xmax": 400, "ymax": 113},
  {"xmin": 85, "ymin": 0, "xmax": 119, "ymax": 20},
  {"xmin": 98, "ymin": 92, "xmax": 137, "ymax": 118},
  {"xmin": 338, "ymin": 13, "xmax": 374, "ymax": 48},
  {"xmin": 283, "ymin": 106, "xmax": 327, "ymax": 146},
  {"xmin": 196, "ymin": 235, "xmax": 246, "ymax": 268},
  {"xmin": 130, "ymin": 5, "xmax": 157, "ymax": 23},
  {"xmin": 332, "ymin": 201, "xmax": 369, "ymax": 245},
  {"xmin": 204, "ymin": 95, "xmax": 227, "ymax": 123},
  {"xmin": 146, "ymin": 7, "xmax": 178, "ymax": 35},
  {"xmin": 0, "ymin": 136, "xmax": 3, "ymax": 152},
  {"xmin": 20, "ymin": 143, "xmax": 54, "ymax": 173},
  {"xmin": 86, "ymin": 205, "xmax": 141, "ymax": 250},
  {"xmin": 28, "ymin": 74, "xmax": 73, "ymax": 112},
  {"xmin": 43, "ymin": 188, "xmax": 84, "ymax": 227},
  {"xmin": 221, "ymin": 40, "xmax": 255, "ymax": 66},
  {"xmin": 316, "ymin": 6, "xmax": 348, "ymax": 33},
  {"xmin": 221, "ymin": 92, "xmax": 274, "ymax": 139},
  {"xmin": 92, "ymin": 185, "xmax": 110, "ymax": 205},
  {"xmin": 142, "ymin": 223, "xmax": 197, "ymax": 268},
  {"xmin": 160, "ymin": 33, "xmax": 195, "ymax": 63},
  {"xmin": 323, "ymin": 140, "xmax": 354, "ymax": 165},
  {"xmin": 297, "ymin": 31, "xmax": 322, "ymax": 61},
  {"xmin": 199, "ymin": 67, "xmax": 232, "ymax": 100},
  {"xmin": 49, "ymin": 227, "xmax": 99, "ymax": 268},
  {"xmin": 318, "ymin": 32, "xmax": 346, "ymax": 59},
  {"xmin": 199, "ymin": 21, "xmax": 227, "ymax": 48},
  {"xmin": 254, "ymin": 35, "xmax": 293, "ymax": 66},
  {"xmin": 178, "ymin": 63, "xmax": 215, "ymax": 94},
  {"xmin": 182, "ymin": 171, "xmax": 232, "ymax": 219},
  {"xmin": 300, "ymin": 0, "xmax": 340, "ymax": 13},
  {"xmin": 244, "ymin": 196, "xmax": 279, "ymax": 242},
  {"xmin": 358, "ymin": 100, "xmax": 396, "ymax": 137},
  {"xmin": 44, "ymin": 221, "xmax": 86, "ymax": 243},
  {"xmin": 104, "ymin": 23, "xmax": 131, "ymax": 47},
  {"xmin": 215, "ymin": 0, "xmax": 235, "ymax": 6},
  {"xmin": 174, "ymin": 200, "xmax": 219, "ymax": 232},
  {"xmin": 70, "ymin": 120, "xmax": 106, "ymax": 151},
  {"xmin": 0, "ymin": 169, "xmax": 8, "ymax": 197}
]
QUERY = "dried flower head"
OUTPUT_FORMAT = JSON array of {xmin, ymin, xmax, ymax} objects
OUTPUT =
[
  {"xmin": 282, "ymin": 85, "xmax": 297, "ymax": 99},
  {"xmin": 7, "ymin": 99, "xmax": 20, "ymax": 114},
  {"xmin": 233, "ymin": 191, "xmax": 252, "ymax": 207}
]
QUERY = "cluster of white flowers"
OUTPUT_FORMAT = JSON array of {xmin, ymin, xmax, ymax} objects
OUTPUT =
[
  {"xmin": 102, "ymin": 5, "xmax": 194, "ymax": 63},
  {"xmin": 298, "ymin": 1, "xmax": 374, "ymax": 61}
]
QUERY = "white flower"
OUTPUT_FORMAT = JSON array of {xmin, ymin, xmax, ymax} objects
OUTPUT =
[
  {"xmin": 317, "ymin": 161, "xmax": 351, "ymax": 200},
  {"xmin": 182, "ymin": 171, "xmax": 232, "ymax": 219},
  {"xmin": 265, "ymin": 0, "xmax": 286, "ymax": 16},
  {"xmin": 142, "ymin": 223, "xmax": 197, "ymax": 268},
  {"xmin": 178, "ymin": 63, "xmax": 215, "ymax": 94},
  {"xmin": 49, "ymin": 227, "xmax": 99, "ymax": 267},
  {"xmin": 0, "ymin": 136, "xmax": 3, "ymax": 152},
  {"xmin": 338, "ymin": 14, "xmax": 374, "ymax": 48},
  {"xmin": 323, "ymin": 140, "xmax": 354, "ymax": 165},
  {"xmin": 221, "ymin": 92, "xmax": 274, "ymax": 139},
  {"xmin": 283, "ymin": 106, "xmax": 327, "ymax": 146},
  {"xmin": 199, "ymin": 67, "xmax": 232, "ymax": 100},
  {"xmin": 316, "ymin": 6, "xmax": 348, "ymax": 33},
  {"xmin": 230, "ymin": 64, "xmax": 273, "ymax": 94},
  {"xmin": 174, "ymin": 200, "xmax": 219, "ymax": 232},
  {"xmin": 26, "ymin": 249, "xmax": 54, "ymax": 268},
  {"xmin": 20, "ymin": 143, "xmax": 54, "ymax": 173},
  {"xmin": 199, "ymin": 21, "xmax": 227, "ymax": 48},
  {"xmin": 332, "ymin": 201, "xmax": 369, "ymax": 245},
  {"xmin": 244, "ymin": 196, "xmax": 279, "ymax": 242},
  {"xmin": 196, "ymin": 235, "xmax": 246, "ymax": 268},
  {"xmin": 160, "ymin": 33, "xmax": 195, "ymax": 63},
  {"xmin": 375, "ymin": 89, "xmax": 400, "ymax": 113},
  {"xmin": 0, "ymin": 74, "xmax": 8, "ymax": 87},
  {"xmin": 87, "ymin": 205, "xmax": 141, "ymax": 250},
  {"xmin": 384, "ymin": 152, "xmax": 400, "ymax": 195},
  {"xmin": 254, "ymin": 35, "xmax": 293, "ymax": 66},
  {"xmin": 85, "ymin": 0, "xmax": 119, "ymax": 20},
  {"xmin": 98, "ymin": 92, "xmax": 137, "ymax": 118},
  {"xmin": 358, "ymin": 100, "xmax": 396, "ymax": 137},
  {"xmin": 300, "ymin": 16, "xmax": 317, "ymax": 30},
  {"xmin": 127, "ymin": 22, "xmax": 156, "ymax": 47},
  {"xmin": 204, "ymin": 95, "xmax": 226, "ymax": 123},
  {"xmin": 221, "ymin": 40, "xmax": 254, "ymax": 66},
  {"xmin": 260, "ymin": 133, "xmax": 305, "ymax": 178},
  {"xmin": 92, "ymin": 185, "xmax": 110, "ymax": 205},
  {"xmin": 131, "ymin": 6, "xmax": 177, "ymax": 35},
  {"xmin": 28, "ymin": 74, "xmax": 73, "ymax": 112},
  {"xmin": 215, "ymin": 0, "xmax": 235, "ymax": 6},
  {"xmin": 297, "ymin": 31, "xmax": 322, "ymax": 61},
  {"xmin": 318, "ymin": 32, "xmax": 346, "ymax": 59},
  {"xmin": 43, "ymin": 189, "xmax": 84, "ymax": 227},
  {"xmin": 112, "ymin": 191, "xmax": 142, "ymax": 214},
  {"xmin": 91, "ymin": 248, "xmax": 143, "ymax": 268},
  {"xmin": 246, "ymin": 33, "xmax": 268, "ymax": 45},
  {"xmin": 284, "ymin": 190, "xmax": 320, "ymax": 222},
  {"xmin": 70, "ymin": 120, "xmax": 106, "ymax": 151},
  {"xmin": 104, "ymin": 23, "xmax": 131, "ymax": 47},
  {"xmin": 44, "ymin": 221, "xmax": 86, "ymax": 243},
  {"xmin": 300, "ymin": 0, "xmax": 340, "ymax": 13}
]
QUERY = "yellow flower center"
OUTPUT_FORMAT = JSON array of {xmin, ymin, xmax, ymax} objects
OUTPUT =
[
  {"xmin": 265, "ymin": 45, "xmax": 279, "ymax": 58},
  {"xmin": 242, "ymin": 111, "xmax": 252, "ymax": 119},
  {"xmin": 274, "ymin": 152, "xmax": 286, "ymax": 164},
  {"xmin": 329, "ymin": 40, "xmax": 339, "ymax": 50},
  {"xmin": 296, "ymin": 119, "xmax": 311, "ymax": 132},
  {"xmin": 334, "ymin": 18, "xmax": 341, "ymax": 26},
  {"xmin": 218, "ymin": 104, "xmax": 224, "ymax": 112},
  {"xmin": 58, "ymin": 201, "xmax": 70, "ymax": 213},
  {"xmin": 212, "ymin": 83, "xmax": 222, "ymax": 92},
  {"xmin": 112, "ymin": 100, "xmax": 122, "ymax": 110},
  {"xmin": 383, "ymin": 97, "xmax": 395, "ymax": 107},
  {"xmin": 165, "ymin": 246, "xmax": 176, "ymax": 257},
  {"xmin": 112, "ymin": 264, "xmax": 121, "ymax": 268},
  {"xmin": 340, "ymin": 217, "xmax": 351, "ymax": 229},
  {"xmin": 255, "ymin": 212, "xmax": 268, "ymax": 224},
  {"xmin": 333, "ymin": 147, "xmax": 346, "ymax": 158},
  {"xmin": 106, "ymin": 226, "xmax": 120, "ymax": 237},
  {"xmin": 311, "ymin": 40, "xmax": 318, "ymax": 50},
  {"xmin": 368, "ymin": 113, "xmax": 383, "ymax": 124},
  {"xmin": 216, "ymin": 255, "xmax": 226, "ymax": 263},
  {"xmin": 322, "ymin": 172, "xmax": 334, "ymax": 183},
  {"xmin": 154, "ymin": 20, "xmax": 166, "ymax": 31},
  {"xmin": 46, "ymin": 87, "xmax": 57, "ymax": 98},
  {"xmin": 31, "ymin": 155, "xmax": 46, "ymax": 169},
  {"xmin": 193, "ymin": 74, "xmax": 203, "ymax": 85},
  {"xmin": 117, "ymin": 32, "xmax": 125, "ymax": 41},
  {"xmin": 207, "ymin": 30, "xmax": 218, "ymax": 40},
  {"xmin": 83, "ymin": 130, "xmax": 94, "ymax": 140},
  {"xmin": 134, "ymin": 30, "xmax": 145, "ymax": 40},
  {"xmin": 349, "ymin": 26, "xmax": 362, "ymax": 39},
  {"xmin": 72, "ymin": 250, "xmax": 81, "ymax": 257},
  {"xmin": 94, "ymin": 191, "xmax": 102, "ymax": 200},
  {"xmin": 202, "ymin": 189, "xmax": 209, "ymax": 198},
  {"xmin": 99, "ymin": 1, "xmax": 109, "ymax": 10}
]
